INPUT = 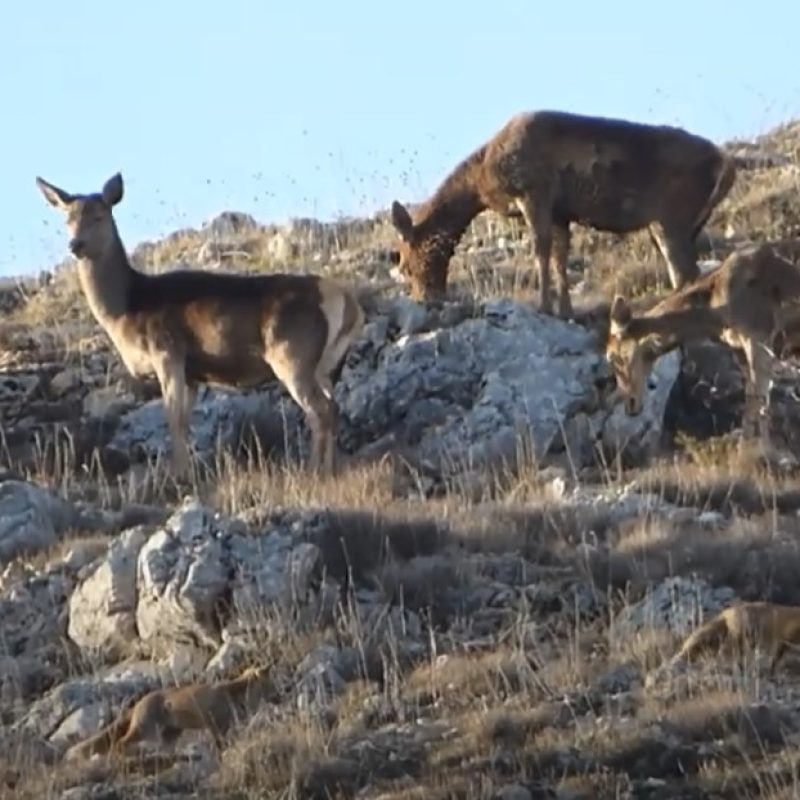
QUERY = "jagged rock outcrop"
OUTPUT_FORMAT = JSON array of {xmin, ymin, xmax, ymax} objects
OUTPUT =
[
  {"xmin": 614, "ymin": 576, "xmax": 735, "ymax": 639},
  {"xmin": 106, "ymin": 298, "xmax": 679, "ymax": 485},
  {"xmin": 0, "ymin": 480, "xmax": 78, "ymax": 564},
  {"xmin": 67, "ymin": 500, "xmax": 329, "ymax": 660},
  {"xmin": 67, "ymin": 527, "xmax": 147, "ymax": 658}
]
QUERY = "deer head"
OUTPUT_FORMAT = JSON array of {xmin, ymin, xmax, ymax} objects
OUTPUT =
[
  {"xmin": 390, "ymin": 200, "xmax": 451, "ymax": 302},
  {"xmin": 605, "ymin": 295, "xmax": 666, "ymax": 416},
  {"xmin": 36, "ymin": 173, "xmax": 124, "ymax": 262}
]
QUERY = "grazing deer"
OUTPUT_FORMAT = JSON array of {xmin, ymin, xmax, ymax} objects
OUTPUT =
[
  {"xmin": 36, "ymin": 173, "xmax": 364, "ymax": 477},
  {"xmin": 390, "ymin": 110, "xmax": 736, "ymax": 317},
  {"xmin": 605, "ymin": 243, "xmax": 800, "ymax": 444}
]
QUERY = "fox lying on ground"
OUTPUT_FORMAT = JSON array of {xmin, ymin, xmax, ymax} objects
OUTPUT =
[
  {"xmin": 666, "ymin": 602, "xmax": 800, "ymax": 675},
  {"xmin": 65, "ymin": 664, "xmax": 275, "ymax": 760}
]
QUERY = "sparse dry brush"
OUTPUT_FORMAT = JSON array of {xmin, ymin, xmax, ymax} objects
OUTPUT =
[
  {"xmin": 11, "ymin": 441, "xmax": 800, "ymax": 797},
  {"xmin": 4, "ymin": 119, "xmax": 800, "ymax": 800}
]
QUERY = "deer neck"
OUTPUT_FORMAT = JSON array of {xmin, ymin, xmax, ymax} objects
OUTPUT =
[
  {"xmin": 417, "ymin": 150, "xmax": 487, "ymax": 254},
  {"xmin": 76, "ymin": 234, "xmax": 136, "ymax": 324},
  {"xmin": 631, "ymin": 306, "xmax": 725, "ymax": 352},
  {"xmin": 419, "ymin": 191, "xmax": 485, "ymax": 248}
]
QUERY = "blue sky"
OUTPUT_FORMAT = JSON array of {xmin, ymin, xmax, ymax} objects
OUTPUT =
[{"xmin": 2, "ymin": 0, "xmax": 799, "ymax": 277}]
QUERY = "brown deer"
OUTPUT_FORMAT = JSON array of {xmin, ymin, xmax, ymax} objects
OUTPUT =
[
  {"xmin": 36, "ymin": 173, "xmax": 364, "ymax": 477},
  {"xmin": 605, "ymin": 243, "xmax": 800, "ymax": 445},
  {"xmin": 390, "ymin": 110, "xmax": 736, "ymax": 317}
]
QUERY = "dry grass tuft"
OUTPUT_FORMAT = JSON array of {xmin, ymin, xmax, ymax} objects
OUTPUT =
[
  {"xmin": 218, "ymin": 715, "xmax": 326, "ymax": 795},
  {"xmin": 7, "ymin": 268, "xmax": 89, "ymax": 329},
  {"xmin": 405, "ymin": 649, "xmax": 538, "ymax": 708},
  {"xmin": 209, "ymin": 452, "xmax": 399, "ymax": 518}
]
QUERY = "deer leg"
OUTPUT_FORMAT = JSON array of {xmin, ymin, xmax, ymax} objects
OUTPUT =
[
  {"xmin": 740, "ymin": 337, "xmax": 775, "ymax": 444},
  {"xmin": 181, "ymin": 383, "xmax": 198, "ymax": 469},
  {"xmin": 648, "ymin": 222, "xmax": 700, "ymax": 289},
  {"xmin": 311, "ymin": 381, "xmax": 337, "ymax": 477},
  {"xmin": 316, "ymin": 373, "xmax": 340, "ymax": 475},
  {"xmin": 552, "ymin": 224, "xmax": 572, "ymax": 319},
  {"xmin": 740, "ymin": 360, "xmax": 760, "ymax": 442},
  {"xmin": 731, "ymin": 347, "xmax": 758, "ymax": 440},
  {"xmin": 153, "ymin": 356, "xmax": 192, "ymax": 477},
  {"xmin": 517, "ymin": 196, "xmax": 553, "ymax": 315},
  {"xmin": 267, "ymin": 353, "xmax": 337, "ymax": 476}
]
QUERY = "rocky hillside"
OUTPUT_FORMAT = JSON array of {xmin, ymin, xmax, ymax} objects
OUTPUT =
[{"xmin": 1, "ymin": 122, "xmax": 800, "ymax": 800}]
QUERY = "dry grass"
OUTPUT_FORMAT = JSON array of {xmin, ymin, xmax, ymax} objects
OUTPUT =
[
  {"xmin": 6, "ymin": 268, "xmax": 89, "ymax": 329},
  {"xmin": 10, "ymin": 469, "xmax": 800, "ymax": 799},
  {"xmin": 8, "ymin": 123, "xmax": 800, "ymax": 800},
  {"xmin": 209, "ymin": 451, "xmax": 399, "ymax": 518},
  {"xmin": 6, "ymin": 529, "xmax": 110, "ymax": 576}
]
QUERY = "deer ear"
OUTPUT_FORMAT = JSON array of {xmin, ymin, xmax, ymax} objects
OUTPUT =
[
  {"xmin": 609, "ymin": 295, "xmax": 632, "ymax": 334},
  {"xmin": 390, "ymin": 201, "xmax": 414, "ymax": 242},
  {"xmin": 101, "ymin": 173, "xmax": 124, "ymax": 206},
  {"xmin": 35, "ymin": 177, "xmax": 73, "ymax": 210}
]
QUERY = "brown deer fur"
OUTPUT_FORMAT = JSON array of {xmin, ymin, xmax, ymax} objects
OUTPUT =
[
  {"xmin": 64, "ymin": 665, "xmax": 275, "ymax": 759},
  {"xmin": 36, "ymin": 173, "xmax": 365, "ymax": 477},
  {"xmin": 605, "ymin": 243, "xmax": 800, "ymax": 442},
  {"xmin": 390, "ymin": 110, "xmax": 736, "ymax": 317}
]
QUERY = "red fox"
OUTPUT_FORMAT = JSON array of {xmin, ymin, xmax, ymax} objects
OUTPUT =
[
  {"xmin": 667, "ymin": 602, "xmax": 800, "ymax": 675},
  {"xmin": 65, "ymin": 665, "xmax": 274, "ymax": 760}
]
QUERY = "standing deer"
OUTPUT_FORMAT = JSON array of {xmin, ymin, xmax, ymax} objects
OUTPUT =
[
  {"xmin": 36, "ymin": 173, "xmax": 364, "ymax": 477},
  {"xmin": 390, "ymin": 110, "xmax": 737, "ymax": 317}
]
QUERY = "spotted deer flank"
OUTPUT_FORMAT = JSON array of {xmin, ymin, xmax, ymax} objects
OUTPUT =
[
  {"xmin": 605, "ymin": 243, "xmax": 800, "ymax": 446},
  {"xmin": 390, "ymin": 110, "xmax": 736, "ymax": 317},
  {"xmin": 36, "ymin": 173, "xmax": 364, "ymax": 477}
]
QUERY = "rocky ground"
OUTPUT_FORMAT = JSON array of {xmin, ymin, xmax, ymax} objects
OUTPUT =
[{"xmin": 2, "ymin": 123, "xmax": 800, "ymax": 800}]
